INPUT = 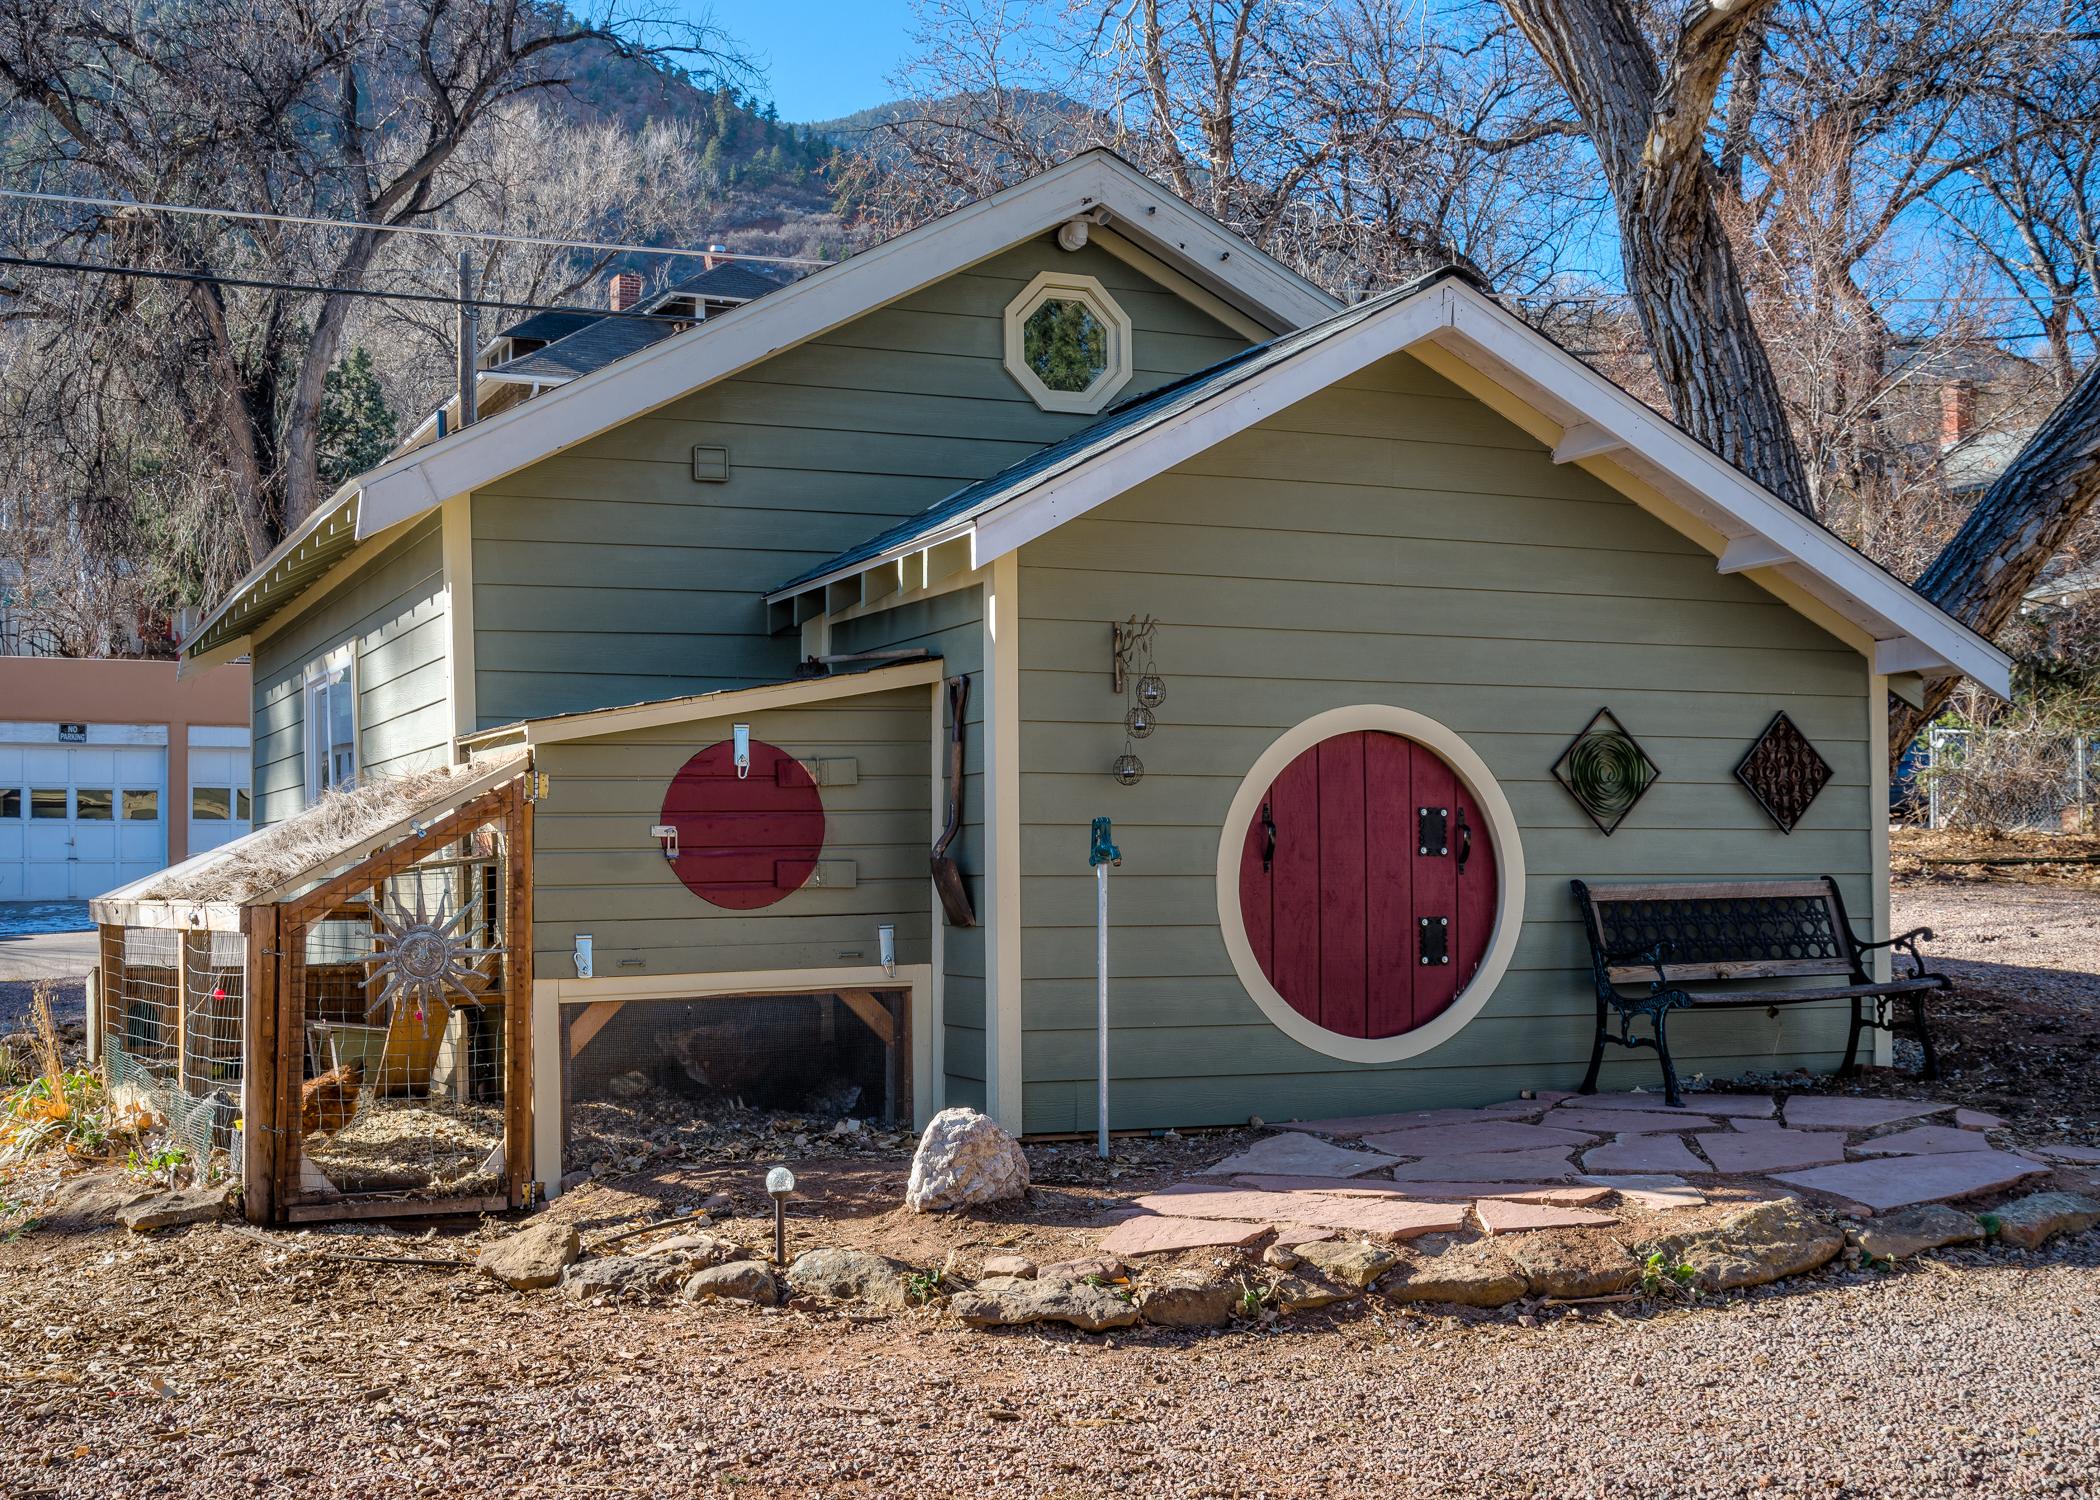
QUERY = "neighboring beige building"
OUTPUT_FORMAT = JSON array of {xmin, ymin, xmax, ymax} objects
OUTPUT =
[{"xmin": 0, "ymin": 657, "xmax": 251, "ymax": 899}]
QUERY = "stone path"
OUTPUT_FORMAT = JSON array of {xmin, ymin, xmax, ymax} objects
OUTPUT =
[{"xmin": 1102, "ymin": 1088, "xmax": 2082, "ymax": 1249}]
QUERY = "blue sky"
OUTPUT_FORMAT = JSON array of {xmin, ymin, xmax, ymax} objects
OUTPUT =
[{"xmin": 700, "ymin": 0, "xmax": 920, "ymax": 121}]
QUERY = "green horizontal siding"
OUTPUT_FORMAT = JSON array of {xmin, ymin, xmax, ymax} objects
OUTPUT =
[
  {"xmin": 1011, "ymin": 349, "xmax": 1874, "ymax": 1132},
  {"xmin": 250, "ymin": 516, "xmax": 449, "ymax": 827},
  {"xmin": 529, "ymin": 688, "xmax": 935, "ymax": 980},
  {"xmin": 470, "ymin": 237, "xmax": 1251, "ymax": 729}
]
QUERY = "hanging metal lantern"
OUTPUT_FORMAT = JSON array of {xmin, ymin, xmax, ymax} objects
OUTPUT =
[
  {"xmin": 1125, "ymin": 704, "xmax": 1156, "ymax": 738},
  {"xmin": 1112, "ymin": 752, "xmax": 1144, "ymax": 786},
  {"xmin": 1135, "ymin": 673, "xmax": 1167, "ymax": 710}
]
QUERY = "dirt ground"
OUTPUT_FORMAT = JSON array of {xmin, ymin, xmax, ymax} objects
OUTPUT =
[{"xmin": 1, "ymin": 873, "xmax": 2096, "ymax": 1498}]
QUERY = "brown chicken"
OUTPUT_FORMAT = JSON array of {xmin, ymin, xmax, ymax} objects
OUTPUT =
[{"xmin": 300, "ymin": 1059, "xmax": 365, "ymax": 1137}]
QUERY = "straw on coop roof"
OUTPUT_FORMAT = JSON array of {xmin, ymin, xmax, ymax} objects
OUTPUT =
[{"xmin": 136, "ymin": 751, "xmax": 527, "ymax": 905}]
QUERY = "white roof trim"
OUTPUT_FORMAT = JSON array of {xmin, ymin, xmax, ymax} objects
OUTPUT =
[
  {"xmin": 350, "ymin": 152, "xmax": 1340, "ymax": 541},
  {"xmin": 458, "ymin": 657, "xmax": 947, "ymax": 748},
  {"xmin": 812, "ymin": 279, "xmax": 2004, "ymax": 695}
]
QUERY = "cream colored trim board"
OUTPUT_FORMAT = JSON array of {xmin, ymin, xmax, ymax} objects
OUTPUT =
[
  {"xmin": 1869, "ymin": 676, "xmax": 1894, "ymax": 1058},
  {"xmin": 929, "ymin": 678, "xmax": 949, "ymax": 1113},
  {"xmin": 1091, "ymin": 226, "xmax": 1277, "ymax": 342},
  {"xmin": 983, "ymin": 553, "xmax": 1024, "ymax": 1134},
  {"xmin": 1214, "ymin": 705, "xmax": 1528, "ymax": 1065},
  {"xmin": 534, "ymin": 963, "xmax": 937, "ymax": 1192},
  {"xmin": 809, "ymin": 564, "xmax": 987, "ymax": 630},
  {"xmin": 461, "ymin": 658, "xmax": 948, "ymax": 749},
  {"xmin": 441, "ymin": 493, "xmax": 477, "ymax": 751}
]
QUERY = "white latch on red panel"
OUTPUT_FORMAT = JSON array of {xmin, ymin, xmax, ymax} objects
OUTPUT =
[
  {"xmin": 733, "ymin": 723, "xmax": 751, "ymax": 780},
  {"xmin": 650, "ymin": 824, "xmax": 680, "ymax": 860}
]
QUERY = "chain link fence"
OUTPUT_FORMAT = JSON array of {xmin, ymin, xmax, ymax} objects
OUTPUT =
[{"xmin": 1925, "ymin": 725, "xmax": 2100, "ymax": 832}]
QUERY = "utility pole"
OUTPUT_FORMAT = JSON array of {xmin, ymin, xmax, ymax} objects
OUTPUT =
[{"xmin": 457, "ymin": 249, "xmax": 478, "ymax": 428}]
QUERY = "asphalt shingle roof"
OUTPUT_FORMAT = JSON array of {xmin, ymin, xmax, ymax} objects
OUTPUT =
[{"xmin": 486, "ymin": 263, "xmax": 794, "ymax": 385}]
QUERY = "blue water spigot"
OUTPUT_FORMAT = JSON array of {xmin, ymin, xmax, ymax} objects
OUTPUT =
[{"xmin": 1089, "ymin": 816, "xmax": 1121, "ymax": 867}]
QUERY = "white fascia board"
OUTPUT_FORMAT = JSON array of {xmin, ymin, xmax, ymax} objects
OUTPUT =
[
  {"xmin": 179, "ymin": 486, "xmax": 361, "ymax": 655},
  {"xmin": 462, "ymin": 658, "xmax": 948, "ymax": 747},
  {"xmin": 762, "ymin": 523, "xmax": 976, "ymax": 607},
  {"xmin": 349, "ymin": 154, "xmax": 1338, "ymax": 541}
]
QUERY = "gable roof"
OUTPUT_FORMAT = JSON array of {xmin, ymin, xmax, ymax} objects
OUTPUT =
[
  {"xmin": 486, "ymin": 263, "xmax": 794, "ymax": 387},
  {"xmin": 768, "ymin": 270, "xmax": 2010, "ymax": 696},
  {"xmin": 177, "ymin": 151, "xmax": 1338, "ymax": 669}
]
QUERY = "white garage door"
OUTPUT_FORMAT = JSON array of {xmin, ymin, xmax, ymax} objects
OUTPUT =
[
  {"xmin": 0, "ymin": 725, "xmax": 167, "ymax": 900},
  {"xmin": 187, "ymin": 729, "xmax": 254, "ymax": 856}
]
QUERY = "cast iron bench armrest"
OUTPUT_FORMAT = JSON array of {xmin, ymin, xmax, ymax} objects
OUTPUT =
[{"xmin": 1851, "ymin": 925, "xmax": 1936, "ymax": 981}]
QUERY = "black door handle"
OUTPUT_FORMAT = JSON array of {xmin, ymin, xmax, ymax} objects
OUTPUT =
[
  {"xmin": 1261, "ymin": 801, "xmax": 1275, "ymax": 872},
  {"xmin": 1457, "ymin": 806, "xmax": 1471, "ymax": 875}
]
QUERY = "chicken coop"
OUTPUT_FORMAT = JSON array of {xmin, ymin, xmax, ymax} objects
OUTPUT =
[{"xmin": 89, "ymin": 756, "xmax": 534, "ymax": 1225}]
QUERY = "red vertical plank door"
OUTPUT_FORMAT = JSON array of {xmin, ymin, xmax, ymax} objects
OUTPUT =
[
  {"xmin": 1239, "ymin": 731, "xmax": 1498, "ymax": 1040},
  {"xmin": 662, "ymin": 738, "xmax": 825, "ymax": 910},
  {"xmin": 1316, "ymin": 734, "xmax": 1368, "ymax": 1037},
  {"xmin": 1362, "ymin": 733, "xmax": 1414, "ymax": 1037}
]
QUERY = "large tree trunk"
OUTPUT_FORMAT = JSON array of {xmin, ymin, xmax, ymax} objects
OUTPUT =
[
  {"xmin": 1887, "ymin": 357, "xmax": 2100, "ymax": 768},
  {"xmin": 1496, "ymin": 0, "xmax": 1813, "ymax": 514}
]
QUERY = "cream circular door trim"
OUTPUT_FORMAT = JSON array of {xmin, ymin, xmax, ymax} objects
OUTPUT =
[
  {"xmin": 1214, "ymin": 705, "xmax": 1527, "ymax": 1064},
  {"xmin": 1002, "ymin": 271, "xmax": 1135, "ymax": 414}
]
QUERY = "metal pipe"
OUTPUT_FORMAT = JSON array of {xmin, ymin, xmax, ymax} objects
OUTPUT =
[
  {"xmin": 1097, "ymin": 859, "xmax": 1109, "ymax": 1160},
  {"xmin": 457, "ymin": 250, "xmax": 478, "ymax": 428}
]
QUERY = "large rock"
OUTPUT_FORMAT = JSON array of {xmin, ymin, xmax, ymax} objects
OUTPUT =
[
  {"xmin": 641, "ymin": 1233, "xmax": 750, "ymax": 1268},
  {"xmin": 1295, "ymin": 1239, "xmax": 1400, "ymax": 1288},
  {"xmin": 981, "ymin": 1254, "xmax": 1037, "ymax": 1278},
  {"xmin": 951, "ymin": 1281, "xmax": 1140, "ymax": 1332},
  {"xmin": 682, "ymin": 1262, "xmax": 779, "ymax": 1305},
  {"xmin": 1847, "ymin": 1205, "xmax": 1984, "ymax": 1260},
  {"xmin": 1381, "ymin": 1246, "xmax": 1527, "ymax": 1307},
  {"xmin": 789, "ymin": 1247, "xmax": 915, "ymax": 1307},
  {"xmin": 1137, "ymin": 1275, "xmax": 1236, "ymax": 1327},
  {"xmin": 561, "ymin": 1255, "xmax": 688, "ymax": 1301},
  {"xmin": 45, "ymin": 1173, "xmax": 155, "ymax": 1227},
  {"xmin": 905, "ymin": 1107, "xmax": 1029, "ymax": 1213},
  {"xmin": 117, "ymin": 1185, "xmax": 233, "ymax": 1232},
  {"xmin": 477, "ymin": 1220, "xmax": 580, "ymax": 1290},
  {"xmin": 1636, "ymin": 1196, "xmax": 1842, "ymax": 1292},
  {"xmin": 1268, "ymin": 1274, "xmax": 1356, "ymax": 1311},
  {"xmin": 1504, "ymin": 1236, "xmax": 1638, "ymax": 1299},
  {"xmin": 1990, "ymin": 1192, "xmax": 2100, "ymax": 1250}
]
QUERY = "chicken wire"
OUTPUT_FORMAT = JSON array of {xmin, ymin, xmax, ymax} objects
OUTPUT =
[
  {"xmin": 103, "ymin": 927, "xmax": 246, "ymax": 1175},
  {"xmin": 293, "ymin": 846, "xmax": 511, "ymax": 1202}
]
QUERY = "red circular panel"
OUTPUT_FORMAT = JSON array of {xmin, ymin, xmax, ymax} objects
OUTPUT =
[
  {"xmin": 1237, "ymin": 731, "xmax": 1499, "ymax": 1040},
  {"xmin": 662, "ymin": 739, "xmax": 825, "ymax": 910}
]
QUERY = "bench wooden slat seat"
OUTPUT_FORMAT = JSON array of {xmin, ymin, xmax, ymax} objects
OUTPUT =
[{"xmin": 1571, "ymin": 877, "xmax": 1948, "ymax": 1108}]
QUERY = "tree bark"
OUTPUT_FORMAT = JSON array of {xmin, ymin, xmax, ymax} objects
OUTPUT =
[
  {"xmin": 1496, "ymin": 0, "xmax": 1814, "ymax": 513},
  {"xmin": 1888, "ymin": 356, "xmax": 2100, "ymax": 768}
]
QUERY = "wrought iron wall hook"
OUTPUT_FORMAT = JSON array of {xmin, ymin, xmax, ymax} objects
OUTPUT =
[{"xmin": 1110, "ymin": 615, "xmax": 1156, "ymax": 694}]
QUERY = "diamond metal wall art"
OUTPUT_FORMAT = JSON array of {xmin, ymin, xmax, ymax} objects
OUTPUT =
[
  {"xmin": 1551, "ymin": 708, "xmax": 1659, "ymax": 836},
  {"xmin": 1735, "ymin": 711, "xmax": 1832, "ymax": 833}
]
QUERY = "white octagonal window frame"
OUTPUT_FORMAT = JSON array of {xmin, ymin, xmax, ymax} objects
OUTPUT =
[
  {"xmin": 1214, "ymin": 704, "xmax": 1529, "ymax": 1064},
  {"xmin": 1003, "ymin": 271, "xmax": 1135, "ymax": 414}
]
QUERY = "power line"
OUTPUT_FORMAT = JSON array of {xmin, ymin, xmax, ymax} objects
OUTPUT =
[
  {"xmin": 0, "ymin": 188, "xmax": 832, "ymax": 267},
  {"xmin": 0, "ymin": 252, "xmax": 700, "ymax": 321}
]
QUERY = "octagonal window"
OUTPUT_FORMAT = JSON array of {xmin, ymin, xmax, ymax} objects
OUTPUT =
[
  {"xmin": 1023, "ymin": 299, "xmax": 1109, "ymax": 392},
  {"xmin": 1002, "ymin": 272, "xmax": 1135, "ymax": 413}
]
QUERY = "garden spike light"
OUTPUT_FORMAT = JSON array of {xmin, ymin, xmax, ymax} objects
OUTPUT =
[
  {"xmin": 766, "ymin": 1166, "xmax": 795, "ymax": 1265},
  {"xmin": 1089, "ymin": 817, "xmax": 1121, "ymax": 1159}
]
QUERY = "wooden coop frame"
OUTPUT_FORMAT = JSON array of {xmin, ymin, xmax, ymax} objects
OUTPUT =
[{"xmin": 93, "ymin": 763, "xmax": 535, "ymax": 1227}]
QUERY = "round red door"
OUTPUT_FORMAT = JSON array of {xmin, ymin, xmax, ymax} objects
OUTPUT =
[
  {"xmin": 1237, "ymin": 731, "xmax": 1499, "ymax": 1039},
  {"xmin": 661, "ymin": 738, "xmax": 824, "ymax": 910}
]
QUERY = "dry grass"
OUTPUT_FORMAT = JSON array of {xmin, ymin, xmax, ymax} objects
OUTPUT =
[{"xmin": 136, "ymin": 751, "xmax": 525, "ymax": 904}]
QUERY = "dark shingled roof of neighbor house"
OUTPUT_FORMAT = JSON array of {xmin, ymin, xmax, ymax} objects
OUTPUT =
[{"xmin": 493, "ymin": 263, "xmax": 796, "ymax": 384}]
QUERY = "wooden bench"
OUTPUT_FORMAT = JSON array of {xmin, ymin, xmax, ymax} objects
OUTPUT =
[{"xmin": 1570, "ymin": 878, "xmax": 1949, "ymax": 1108}]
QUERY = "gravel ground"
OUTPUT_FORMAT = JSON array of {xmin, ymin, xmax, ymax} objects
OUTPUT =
[{"xmin": 2, "ymin": 878, "xmax": 2094, "ymax": 1499}]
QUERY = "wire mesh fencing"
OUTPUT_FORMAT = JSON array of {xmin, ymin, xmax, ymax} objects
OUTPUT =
[
  {"xmin": 291, "ymin": 834, "xmax": 513, "ymax": 1203},
  {"xmin": 102, "ymin": 927, "xmax": 246, "ymax": 1178},
  {"xmin": 1926, "ymin": 726, "xmax": 2100, "ymax": 832}
]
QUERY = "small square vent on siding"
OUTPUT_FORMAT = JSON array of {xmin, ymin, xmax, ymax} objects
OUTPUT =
[{"xmin": 692, "ymin": 446, "xmax": 729, "ymax": 482}]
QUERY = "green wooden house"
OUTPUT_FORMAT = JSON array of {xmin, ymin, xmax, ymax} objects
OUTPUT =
[{"xmin": 172, "ymin": 151, "xmax": 2005, "ymax": 1201}]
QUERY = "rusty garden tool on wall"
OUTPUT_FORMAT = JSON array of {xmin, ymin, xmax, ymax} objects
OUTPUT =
[{"xmin": 931, "ymin": 674, "xmax": 977, "ymax": 927}]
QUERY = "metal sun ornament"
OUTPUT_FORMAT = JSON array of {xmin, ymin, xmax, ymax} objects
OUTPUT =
[{"xmin": 361, "ymin": 882, "xmax": 504, "ymax": 1025}]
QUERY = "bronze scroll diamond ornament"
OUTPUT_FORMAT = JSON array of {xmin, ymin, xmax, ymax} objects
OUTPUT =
[{"xmin": 1735, "ymin": 711, "xmax": 1833, "ymax": 834}]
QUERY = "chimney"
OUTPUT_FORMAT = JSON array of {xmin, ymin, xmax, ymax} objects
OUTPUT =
[
  {"xmin": 703, "ymin": 244, "xmax": 732, "ymax": 271},
  {"xmin": 608, "ymin": 271, "xmax": 643, "ymax": 312},
  {"xmin": 1941, "ymin": 380, "xmax": 1976, "ymax": 448}
]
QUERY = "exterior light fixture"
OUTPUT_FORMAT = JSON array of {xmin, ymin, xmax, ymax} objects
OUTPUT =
[
  {"xmin": 766, "ymin": 1166, "xmax": 796, "ymax": 1265},
  {"xmin": 1125, "ymin": 704, "xmax": 1156, "ymax": 738},
  {"xmin": 1112, "ymin": 754, "xmax": 1144, "ymax": 786},
  {"xmin": 1135, "ymin": 674, "xmax": 1167, "ymax": 710},
  {"xmin": 1109, "ymin": 616, "xmax": 1165, "ymax": 786}
]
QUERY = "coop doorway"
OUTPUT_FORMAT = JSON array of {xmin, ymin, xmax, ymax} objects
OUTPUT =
[{"xmin": 559, "ymin": 989, "xmax": 911, "ymax": 1178}]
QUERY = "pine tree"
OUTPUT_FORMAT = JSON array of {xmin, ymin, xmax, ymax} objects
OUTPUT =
[{"xmin": 316, "ymin": 347, "xmax": 398, "ymax": 487}]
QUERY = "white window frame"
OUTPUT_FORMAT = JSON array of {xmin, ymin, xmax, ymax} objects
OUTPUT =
[
  {"xmin": 1002, "ymin": 271, "xmax": 1135, "ymax": 414},
  {"xmin": 304, "ymin": 643, "xmax": 359, "ymax": 803}
]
